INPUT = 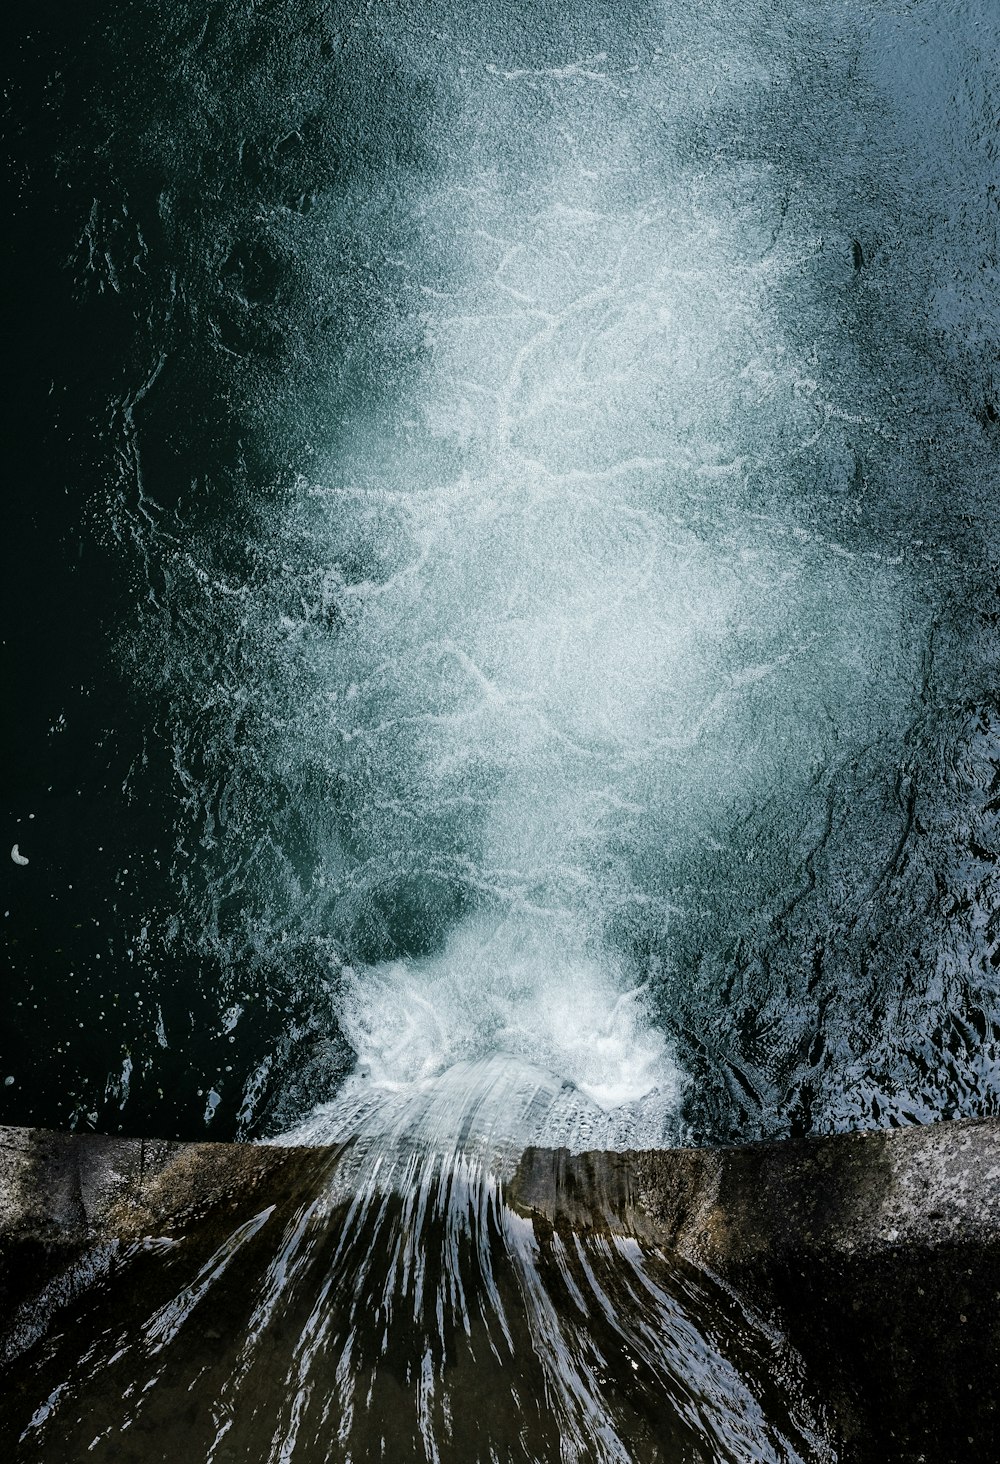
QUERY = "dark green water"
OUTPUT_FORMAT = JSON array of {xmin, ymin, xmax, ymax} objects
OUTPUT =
[{"xmin": 3, "ymin": 0, "xmax": 1000, "ymax": 1150}]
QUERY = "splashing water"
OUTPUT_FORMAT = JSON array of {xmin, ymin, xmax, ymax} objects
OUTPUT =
[
  {"xmin": 336, "ymin": 916, "xmax": 682, "ymax": 1121},
  {"xmin": 252, "ymin": 51, "xmax": 916, "ymax": 1150}
]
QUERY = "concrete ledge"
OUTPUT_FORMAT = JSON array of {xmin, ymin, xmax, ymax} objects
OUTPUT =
[
  {"xmin": 0, "ymin": 1125, "xmax": 307, "ymax": 1246},
  {"xmin": 510, "ymin": 1117, "xmax": 1000, "ymax": 1463},
  {"xmin": 1, "ymin": 1118, "xmax": 998, "ymax": 1461},
  {"xmin": 509, "ymin": 1113, "xmax": 1000, "ymax": 1261}
]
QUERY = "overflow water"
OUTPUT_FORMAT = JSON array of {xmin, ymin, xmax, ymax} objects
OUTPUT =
[
  {"xmin": 7, "ymin": 1059, "xmax": 833, "ymax": 1462},
  {"xmin": 3, "ymin": 0, "xmax": 1000, "ymax": 1457}
]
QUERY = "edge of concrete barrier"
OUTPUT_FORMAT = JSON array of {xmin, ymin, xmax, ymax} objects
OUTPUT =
[
  {"xmin": 2, "ymin": 1116, "xmax": 998, "ymax": 1462},
  {"xmin": 509, "ymin": 1117, "xmax": 1000, "ymax": 1462}
]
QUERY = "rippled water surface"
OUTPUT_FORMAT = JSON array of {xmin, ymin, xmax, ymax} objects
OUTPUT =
[{"xmin": 4, "ymin": 0, "xmax": 1000, "ymax": 1157}]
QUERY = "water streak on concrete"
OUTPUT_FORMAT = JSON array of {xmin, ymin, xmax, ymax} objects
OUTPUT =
[{"xmin": 1, "ymin": 1118, "xmax": 998, "ymax": 1461}]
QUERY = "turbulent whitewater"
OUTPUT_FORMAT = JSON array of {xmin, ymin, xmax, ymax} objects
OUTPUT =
[
  {"xmin": 4, "ymin": 0, "xmax": 1000, "ymax": 1459},
  {"xmin": 101, "ymin": 0, "xmax": 1000, "ymax": 1152}
]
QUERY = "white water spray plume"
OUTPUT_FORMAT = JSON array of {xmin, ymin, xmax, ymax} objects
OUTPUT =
[{"xmin": 112, "ymin": 0, "xmax": 999, "ymax": 1155}]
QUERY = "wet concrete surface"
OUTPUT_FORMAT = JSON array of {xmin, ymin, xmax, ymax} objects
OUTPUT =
[
  {"xmin": 1, "ymin": 1118, "xmax": 997, "ymax": 1461},
  {"xmin": 511, "ymin": 1118, "xmax": 1000, "ymax": 1461}
]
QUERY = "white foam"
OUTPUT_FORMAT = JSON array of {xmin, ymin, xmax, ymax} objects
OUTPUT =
[
  {"xmin": 339, "ymin": 913, "xmax": 683, "ymax": 1113},
  {"xmin": 292, "ymin": 148, "xmax": 911, "ymax": 1143}
]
